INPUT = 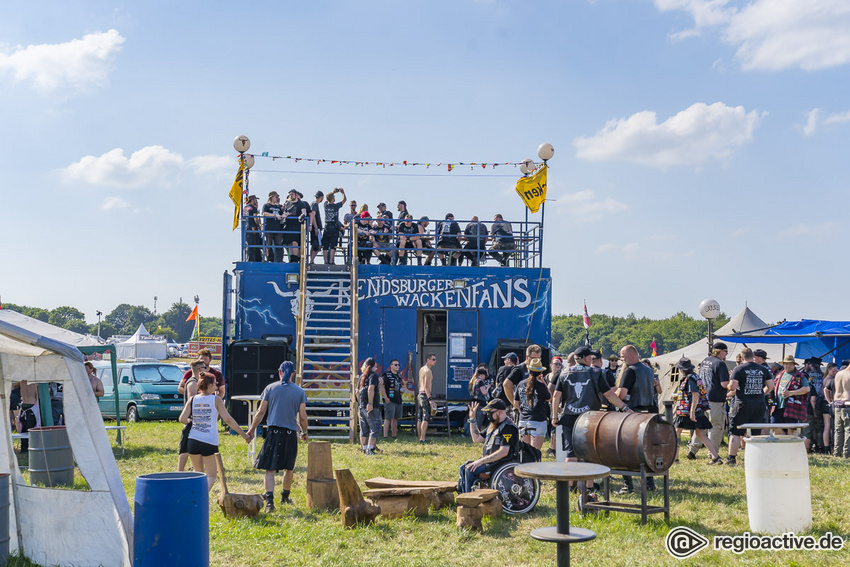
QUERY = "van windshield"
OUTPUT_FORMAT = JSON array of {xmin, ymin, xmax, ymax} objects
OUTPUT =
[{"xmin": 133, "ymin": 365, "xmax": 183, "ymax": 383}]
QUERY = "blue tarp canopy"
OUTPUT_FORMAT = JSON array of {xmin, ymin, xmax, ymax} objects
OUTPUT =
[{"xmin": 720, "ymin": 319, "xmax": 850, "ymax": 363}]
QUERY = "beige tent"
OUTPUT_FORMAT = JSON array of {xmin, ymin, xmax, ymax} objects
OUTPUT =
[
  {"xmin": 0, "ymin": 310, "xmax": 132, "ymax": 566},
  {"xmin": 654, "ymin": 306, "xmax": 794, "ymax": 402}
]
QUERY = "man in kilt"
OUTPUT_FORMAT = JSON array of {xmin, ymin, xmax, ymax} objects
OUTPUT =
[{"xmin": 247, "ymin": 360, "xmax": 308, "ymax": 512}]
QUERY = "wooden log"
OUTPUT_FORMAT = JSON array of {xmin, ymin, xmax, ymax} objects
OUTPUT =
[
  {"xmin": 364, "ymin": 477, "xmax": 457, "ymax": 492},
  {"xmin": 437, "ymin": 491, "xmax": 456, "ymax": 509},
  {"xmin": 307, "ymin": 441, "xmax": 335, "ymax": 481},
  {"xmin": 456, "ymin": 505, "xmax": 485, "ymax": 531},
  {"xmin": 306, "ymin": 478, "xmax": 339, "ymax": 510},
  {"xmin": 366, "ymin": 493, "xmax": 430, "ymax": 518},
  {"xmin": 216, "ymin": 453, "xmax": 264, "ymax": 519},
  {"xmin": 336, "ymin": 469, "xmax": 380, "ymax": 528},
  {"xmin": 480, "ymin": 496, "xmax": 502, "ymax": 518}
]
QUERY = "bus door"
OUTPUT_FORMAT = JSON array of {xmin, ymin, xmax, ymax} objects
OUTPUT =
[{"xmin": 446, "ymin": 309, "xmax": 479, "ymax": 402}]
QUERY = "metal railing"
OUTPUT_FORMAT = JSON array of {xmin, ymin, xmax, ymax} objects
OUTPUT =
[{"xmin": 240, "ymin": 215, "xmax": 543, "ymax": 268}]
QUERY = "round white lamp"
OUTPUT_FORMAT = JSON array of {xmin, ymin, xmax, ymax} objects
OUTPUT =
[
  {"xmin": 233, "ymin": 135, "xmax": 251, "ymax": 153},
  {"xmin": 537, "ymin": 143, "xmax": 554, "ymax": 162}
]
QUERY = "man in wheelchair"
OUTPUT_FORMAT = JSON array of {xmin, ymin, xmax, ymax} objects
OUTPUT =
[{"xmin": 458, "ymin": 399, "xmax": 519, "ymax": 493}]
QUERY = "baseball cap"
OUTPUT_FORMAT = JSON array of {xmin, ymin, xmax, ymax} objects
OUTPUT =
[
  {"xmin": 713, "ymin": 341, "xmax": 729, "ymax": 351},
  {"xmin": 482, "ymin": 399, "xmax": 508, "ymax": 412},
  {"xmin": 753, "ymin": 349, "xmax": 769, "ymax": 359},
  {"xmin": 503, "ymin": 352, "xmax": 519, "ymax": 363},
  {"xmin": 574, "ymin": 346, "xmax": 593, "ymax": 359}
]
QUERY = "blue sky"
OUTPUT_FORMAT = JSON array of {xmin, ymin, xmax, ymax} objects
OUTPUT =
[{"xmin": 1, "ymin": 1, "xmax": 848, "ymax": 325}]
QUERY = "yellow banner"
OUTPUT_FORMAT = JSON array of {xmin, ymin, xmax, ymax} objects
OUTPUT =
[
  {"xmin": 228, "ymin": 161, "xmax": 244, "ymax": 230},
  {"xmin": 515, "ymin": 165, "xmax": 547, "ymax": 213}
]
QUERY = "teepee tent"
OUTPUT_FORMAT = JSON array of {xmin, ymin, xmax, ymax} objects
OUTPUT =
[
  {"xmin": 116, "ymin": 323, "xmax": 167, "ymax": 360},
  {"xmin": 0, "ymin": 310, "xmax": 132, "ymax": 566},
  {"xmin": 654, "ymin": 306, "xmax": 793, "ymax": 401}
]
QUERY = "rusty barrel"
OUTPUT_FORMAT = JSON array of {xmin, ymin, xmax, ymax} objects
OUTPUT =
[{"xmin": 573, "ymin": 411, "xmax": 676, "ymax": 473}]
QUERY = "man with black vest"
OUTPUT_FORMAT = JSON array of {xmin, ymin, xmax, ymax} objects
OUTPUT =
[
  {"xmin": 686, "ymin": 341, "xmax": 731, "ymax": 460},
  {"xmin": 615, "ymin": 345, "xmax": 658, "ymax": 493},
  {"xmin": 551, "ymin": 347, "xmax": 629, "ymax": 471}
]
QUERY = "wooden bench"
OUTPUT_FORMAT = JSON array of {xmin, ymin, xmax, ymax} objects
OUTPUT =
[{"xmin": 456, "ymin": 489, "xmax": 501, "ymax": 530}]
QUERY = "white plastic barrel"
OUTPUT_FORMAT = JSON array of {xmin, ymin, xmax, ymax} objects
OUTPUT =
[{"xmin": 744, "ymin": 435, "xmax": 812, "ymax": 534}]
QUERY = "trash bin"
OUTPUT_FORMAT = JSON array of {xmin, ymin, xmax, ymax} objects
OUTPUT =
[
  {"xmin": 745, "ymin": 429, "xmax": 812, "ymax": 534},
  {"xmin": 134, "ymin": 472, "xmax": 209, "ymax": 567},
  {"xmin": 28, "ymin": 426, "xmax": 75, "ymax": 487}
]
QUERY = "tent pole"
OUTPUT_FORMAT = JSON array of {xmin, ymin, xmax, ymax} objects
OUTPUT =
[{"xmin": 0, "ymin": 357, "xmax": 25, "ymax": 555}]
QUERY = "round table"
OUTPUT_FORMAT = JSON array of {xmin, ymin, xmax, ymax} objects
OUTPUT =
[{"xmin": 515, "ymin": 462, "xmax": 611, "ymax": 567}]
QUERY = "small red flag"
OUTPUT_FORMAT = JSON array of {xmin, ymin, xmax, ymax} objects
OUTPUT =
[
  {"xmin": 186, "ymin": 306, "xmax": 198, "ymax": 322},
  {"xmin": 651, "ymin": 339, "xmax": 657, "ymax": 357},
  {"xmin": 582, "ymin": 302, "xmax": 590, "ymax": 330}
]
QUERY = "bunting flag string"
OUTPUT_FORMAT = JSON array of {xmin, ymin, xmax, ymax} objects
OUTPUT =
[{"xmin": 251, "ymin": 150, "xmax": 525, "ymax": 172}]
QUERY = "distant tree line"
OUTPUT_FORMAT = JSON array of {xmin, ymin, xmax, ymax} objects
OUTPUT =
[
  {"xmin": 552, "ymin": 311, "xmax": 731, "ymax": 359},
  {"xmin": 1, "ymin": 301, "xmax": 223, "ymax": 343}
]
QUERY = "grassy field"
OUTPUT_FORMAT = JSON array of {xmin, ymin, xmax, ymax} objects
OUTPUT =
[{"xmin": 16, "ymin": 422, "xmax": 850, "ymax": 566}]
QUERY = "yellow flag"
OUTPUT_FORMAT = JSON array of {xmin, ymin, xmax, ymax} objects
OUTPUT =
[
  {"xmin": 515, "ymin": 165, "xmax": 547, "ymax": 213},
  {"xmin": 228, "ymin": 161, "xmax": 244, "ymax": 230}
]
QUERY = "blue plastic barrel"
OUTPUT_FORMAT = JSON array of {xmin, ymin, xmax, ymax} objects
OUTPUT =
[{"xmin": 134, "ymin": 472, "xmax": 209, "ymax": 567}]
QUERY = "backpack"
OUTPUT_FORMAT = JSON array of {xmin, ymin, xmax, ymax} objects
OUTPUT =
[
  {"xmin": 676, "ymin": 373, "xmax": 710, "ymax": 416},
  {"xmin": 517, "ymin": 441, "xmax": 542, "ymax": 463}
]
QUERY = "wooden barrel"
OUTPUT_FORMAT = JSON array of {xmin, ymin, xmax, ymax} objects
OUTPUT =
[{"xmin": 572, "ymin": 411, "xmax": 676, "ymax": 473}]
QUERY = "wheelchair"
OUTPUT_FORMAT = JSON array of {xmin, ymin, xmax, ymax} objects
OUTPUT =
[{"xmin": 472, "ymin": 438, "xmax": 542, "ymax": 515}]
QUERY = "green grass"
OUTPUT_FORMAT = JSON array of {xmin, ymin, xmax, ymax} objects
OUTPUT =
[{"xmin": 17, "ymin": 423, "xmax": 850, "ymax": 566}]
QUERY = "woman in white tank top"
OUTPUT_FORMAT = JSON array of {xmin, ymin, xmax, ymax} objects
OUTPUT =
[{"xmin": 179, "ymin": 372, "xmax": 250, "ymax": 491}]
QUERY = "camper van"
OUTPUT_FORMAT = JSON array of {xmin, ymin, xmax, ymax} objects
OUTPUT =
[{"xmin": 93, "ymin": 362, "xmax": 185, "ymax": 422}]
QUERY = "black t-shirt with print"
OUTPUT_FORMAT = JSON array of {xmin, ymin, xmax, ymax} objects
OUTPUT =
[
  {"xmin": 262, "ymin": 202, "xmax": 283, "ymax": 231},
  {"xmin": 324, "ymin": 202, "xmax": 343, "ymax": 228},
  {"xmin": 381, "ymin": 371, "xmax": 403, "ymax": 404},
  {"xmin": 517, "ymin": 378, "xmax": 552, "ymax": 421},
  {"xmin": 358, "ymin": 372, "xmax": 380, "ymax": 408},
  {"xmin": 730, "ymin": 362, "xmax": 773, "ymax": 404},
  {"xmin": 555, "ymin": 365, "xmax": 610, "ymax": 418}
]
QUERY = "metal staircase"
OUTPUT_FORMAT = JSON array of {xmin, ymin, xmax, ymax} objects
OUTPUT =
[{"xmin": 295, "ymin": 247, "xmax": 358, "ymax": 441}]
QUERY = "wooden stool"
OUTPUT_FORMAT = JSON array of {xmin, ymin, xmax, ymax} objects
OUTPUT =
[
  {"xmin": 336, "ymin": 469, "xmax": 380, "ymax": 528},
  {"xmin": 364, "ymin": 477, "xmax": 457, "ymax": 509},
  {"xmin": 363, "ymin": 487, "xmax": 432, "ymax": 518},
  {"xmin": 306, "ymin": 441, "xmax": 339, "ymax": 510},
  {"xmin": 456, "ymin": 489, "xmax": 502, "ymax": 531}
]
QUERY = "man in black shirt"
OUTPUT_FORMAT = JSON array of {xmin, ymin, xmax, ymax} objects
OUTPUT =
[
  {"xmin": 395, "ymin": 214, "xmax": 420, "ymax": 265},
  {"xmin": 615, "ymin": 345, "xmax": 658, "ymax": 492},
  {"xmin": 436, "ymin": 213, "xmax": 462, "ymax": 266},
  {"xmin": 494, "ymin": 353, "xmax": 524, "ymax": 411},
  {"xmin": 243, "ymin": 194, "xmax": 262, "ymax": 262},
  {"xmin": 686, "ymin": 341, "xmax": 731, "ymax": 460},
  {"xmin": 322, "ymin": 188, "xmax": 346, "ymax": 264},
  {"xmin": 262, "ymin": 191, "xmax": 285, "ymax": 262},
  {"xmin": 380, "ymin": 359, "xmax": 403, "ymax": 440},
  {"xmin": 459, "ymin": 399, "xmax": 520, "ymax": 493},
  {"xmin": 309, "ymin": 191, "xmax": 324, "ymax": 264},
  {"xmin": 726, "ymin": 347, "xmax": 775, "ymax": 465},
  {"xmin": 376, "ymin": 202, "xmax": 393, "ymax": 220},
  {"xmin": 282, "ymin": 189, "xmax": 305, "ymax": 262},
  {"xmin": 461, "ymin": 216, "xmax": 488, "ymax": 266}
]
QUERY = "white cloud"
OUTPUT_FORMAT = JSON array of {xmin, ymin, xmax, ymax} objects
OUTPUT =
[
  {"xmin": 0, "ymin": 29, "xmax": 124, "ymax": 94},
  {"xmin": 655, "ymin": 0, "xmax": 850, "ymax": 71},
  {"xmin": 101, "ymin": 196, "xmax": 130, "ymax": 211},
  {"xmin": 782, "ymin": 222, "xmax": 836, "ymax": 237},
  {"xmin": 594, "ymin": 242, "xmax": 639, "ymax": 255},
  {"xmin": 801, "ymin": 108, "xmax": 850, "ymax": 136},
  {"xmin": 62, "ymin": 146, "xmax": 234, "ymax": 188},
  {"xmin": 554, "ymin": 189, "xmax": 627, "ymax": 222},
  {"xmin": 574, "ymin": 102, "xmax": 761, "ymax": 167}
]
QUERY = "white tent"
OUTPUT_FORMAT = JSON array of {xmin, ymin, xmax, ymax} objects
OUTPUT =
[
  {"xmin": 116, "ymin": 324, "xmax": 167, "ymax": 360},
  {"xmin": 0, "ymin": 310, "xmax": 132, "ymax": 567},
  {"xmin": 655, "ymin": 306, "xmax": 794, "ymax": 401}
]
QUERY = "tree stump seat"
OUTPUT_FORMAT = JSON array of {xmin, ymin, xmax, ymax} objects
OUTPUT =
[
  {"xmin": 363, "ymin": 488, "xmax": 432, "ymax": 518},
  {"xmin": 456, "ymin": 490, "xmax": 502, "ymax": 531},
  {"xmin": 364, "ymin": 477, "xmax": 457, "ymax": 509}
]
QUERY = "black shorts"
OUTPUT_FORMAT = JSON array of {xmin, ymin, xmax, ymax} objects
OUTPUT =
[
  {"xmin": 729, "ymin": 400, "xmax": 767, "ymax": 436},
  {"xmin": 283, "ymin": 220, "xmax": 301, "ymax": 243},
  {"xmin": 558, "ymin": 415, "xmax": 579, "ymax": 458},
  {"xmin": 186, "ymin": 438, "xmax": 218, "ymax": 457},
  {"xmin": 179, "ymin": 422, "xmax": 192, "ymax": 454},
  {"xmin": 254, "ymin": 426, "xmax": 298, "ymax": 472},
  {"xmin": 417, "ymin": 393, "xmax": 431, "ymax": 422},
  {"xmin": 321, "ymin": 227, "xmax": 339, "ymax": 249}
]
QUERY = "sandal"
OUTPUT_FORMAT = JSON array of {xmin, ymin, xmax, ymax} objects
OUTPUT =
[{"xmin": 708, "ymin": 455, "xmax": 723, "ymax": 465}]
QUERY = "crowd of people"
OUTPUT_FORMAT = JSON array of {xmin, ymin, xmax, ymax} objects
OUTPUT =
[
  {"xmin": 677, "ymin": 343, "xmax": 850, "ymax": 463},
  {"xmin": 242, "ymin": 189, "xmax": 519, "ymax": 267}
]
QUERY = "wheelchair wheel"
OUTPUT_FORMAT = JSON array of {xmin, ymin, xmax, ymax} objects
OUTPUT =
[{"xmin": 490, "ymin": 462, "xmax": 540, "ymax": 515}]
